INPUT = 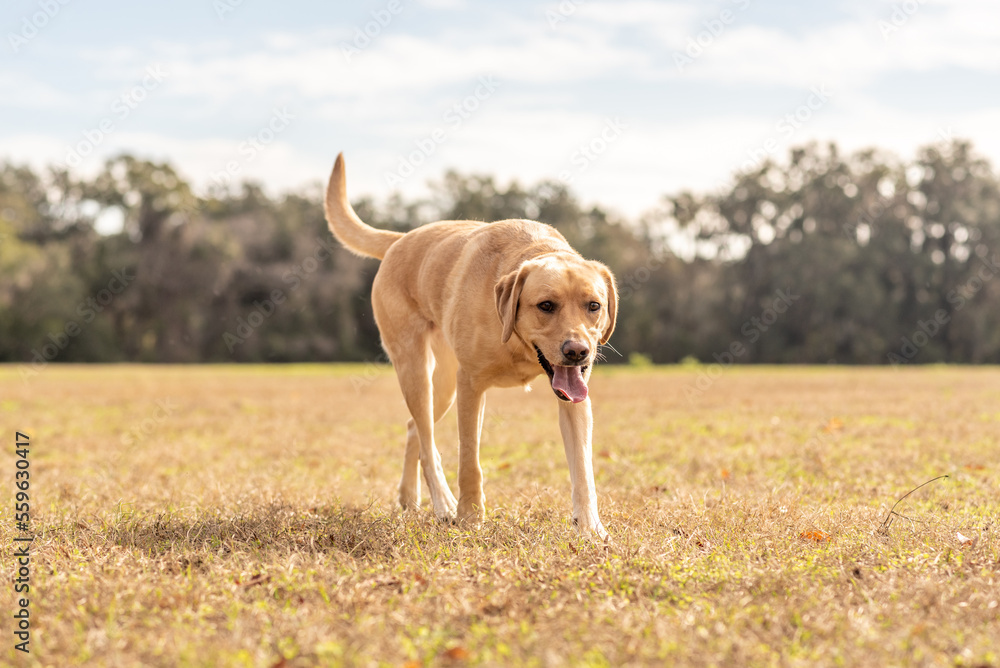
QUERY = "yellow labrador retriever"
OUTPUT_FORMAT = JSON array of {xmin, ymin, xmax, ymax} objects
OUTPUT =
[{"xmin": 324, "ymin": 154, "xmax": 617, "ymax": 538}]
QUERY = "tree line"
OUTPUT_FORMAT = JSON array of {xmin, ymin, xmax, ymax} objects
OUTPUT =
[{"xmin": 2, "ymin": 140, "xmax": 999, "ymax": 369}]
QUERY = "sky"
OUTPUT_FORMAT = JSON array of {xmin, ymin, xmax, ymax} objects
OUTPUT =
[{"xmin": 2, "ymin": 0, "xmax": 1000, "ymax": 220}]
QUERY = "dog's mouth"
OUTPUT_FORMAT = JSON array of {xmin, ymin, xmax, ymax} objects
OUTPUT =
[{"xmin": 535, "ymin": 345, "xmax": 589, "ymax": 403}]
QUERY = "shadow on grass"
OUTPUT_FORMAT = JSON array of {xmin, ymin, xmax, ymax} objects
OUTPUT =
[
  {"xmin": 104, "ymin": 503, "xmax": 420, "ymax": 561},
  {"xmin": 101, "ymin": 502, "xmax": 586, "ymax": 562}
]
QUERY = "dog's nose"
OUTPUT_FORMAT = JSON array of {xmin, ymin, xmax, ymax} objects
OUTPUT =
[{"xmin": 561, "ymin": 340, "xmax": 589, "ymax": 362}]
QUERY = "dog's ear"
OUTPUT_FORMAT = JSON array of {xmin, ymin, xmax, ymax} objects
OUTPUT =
[
  {"xmin": 495, "ymin": 265, "xmax": 528, "ymax": 343},
  {"xmin": 596, "ymin": 263, "xmax": 618, "ymax": 345}
]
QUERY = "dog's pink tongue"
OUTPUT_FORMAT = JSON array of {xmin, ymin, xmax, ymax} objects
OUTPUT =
[{"xmin": 552, "ymin": 365, "xmax": 588, "ymax": 403}]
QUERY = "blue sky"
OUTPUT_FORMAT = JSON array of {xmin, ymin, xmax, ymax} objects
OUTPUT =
[{"xmin": 2, "ymin": 0, "xmax": 999, "ymax": 218}]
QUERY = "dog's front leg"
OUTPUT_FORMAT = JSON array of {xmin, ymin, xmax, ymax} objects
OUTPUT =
[
  {"xmin": 558, "ymin": 398, "xmax": 608, "ymax": 540},
  {"xmin": 456, "ymin": 372, "xmax": 487, "ymax": 525}
]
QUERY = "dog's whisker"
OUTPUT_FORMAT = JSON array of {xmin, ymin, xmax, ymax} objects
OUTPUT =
[{"xmin": 600, "ymin": 343, "xmax": 622, "ymax": 358}]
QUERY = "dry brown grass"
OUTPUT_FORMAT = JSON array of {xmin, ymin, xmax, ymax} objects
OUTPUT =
[{"xmin": 1, "ymin": 364, "xmax": 998, "ymax": 667}]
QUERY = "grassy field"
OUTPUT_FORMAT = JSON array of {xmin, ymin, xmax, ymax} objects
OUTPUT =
[{"xmin": 1, "ymin": 364, "xmax": 999, "ymax": 667}]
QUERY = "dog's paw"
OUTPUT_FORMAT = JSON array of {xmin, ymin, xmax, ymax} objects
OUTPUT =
[
  {"xmin": 425, "ymin": 482, "xmax": 458, "ymax": 521},
  {"xmin": 432, "ymin": 496, "xmax": 458, "ymax": 524},
  {"xmin": 435, "ymin": 510, "xmax": 458, "ymax": 525},
  {"xmin": 573, "ymin": 516, "xmax": 610, "ymax": 542},
  {"xmin": 457, "ymin": 496, "xmax": 486, "ymax": 527},
  {"xmin": 398, "ymin": 486, "xmax": 421, "ymax": 510}
]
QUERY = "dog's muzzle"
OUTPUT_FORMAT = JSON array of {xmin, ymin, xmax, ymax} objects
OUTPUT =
[{"xmin": 535, "ymin": 345, "xmax": 589, "ymax": 403}]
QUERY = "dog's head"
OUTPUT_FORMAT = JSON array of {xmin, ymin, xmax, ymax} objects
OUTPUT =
[{"xmin": 494, "ymin": 254, "xmax": 617, "ymax": 403}]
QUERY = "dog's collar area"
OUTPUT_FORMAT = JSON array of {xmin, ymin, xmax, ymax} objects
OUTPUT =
[{"xmin": 534, "ymin": 345, "xmax": 589, "ymax": 402}]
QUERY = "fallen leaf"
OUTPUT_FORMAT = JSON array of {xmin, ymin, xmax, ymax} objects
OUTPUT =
[
  {"xmin": 800, "ymin": 530, "xmax": 831, "ymax": 542},
  {"xmin": 822, "ymin": 418, "xmax": 844, "ymax": 434},
  {"xmin": 239, "ymin": 573, "xmax": 270, "ymax": 588},
  {"xmin": 479, "ymin": 600, "xmax": 506, "ymax": 616},
  {"xmin": 442, "ymin": 646, "xmax": 470, "ymax": 660}
]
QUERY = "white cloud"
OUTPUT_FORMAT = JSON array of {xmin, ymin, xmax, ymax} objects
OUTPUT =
[
  {"xmin": 419, "ymin": 0, "xmax": 467, "ymax": 9},
  {"xmin": 578, "ymin": 0, "xmax": 694, "ymax": 25},
  {"xmin": 131, "ymin": 19, "xmax": 649, "ymax": 104},
  {"xmin": 5, "ymin": 0, "xmax": 1000, "ymax": 220},
  {"xmin": 0, "ymin": 133, "xmax": 68, "ymax": 171},
  {"xmin": 675, "ymin": 2, "xmax": 1000, "ymax": 91},
  {"xmin": 0, "ymin": 129, "xmax": 327, "ymax": 197},
  {"xmin": 102, "ymin": 131, "xmax": 328, "ymax": 195},
  {"xmin": 132, "ymin": 0, "xmax": 999, "ymax": 111},
  {"xmin": 0, "ymin": 72, "xmax": 72, "ymax": 109},
  {"xmin": 351, "ymin": 105, "xmax": 774, "ymax": 217}
]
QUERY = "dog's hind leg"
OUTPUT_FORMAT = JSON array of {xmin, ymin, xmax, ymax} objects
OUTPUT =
[
  {"xmin": 427, "ymin": 334, "xmax": 459, "ymax": 510},
  {"xmin": 399, "ymin": 419, "xmax": 422, "ymax": 510},
  {"xmin": 429, "ymin": 332, "xmax": 459, "ymax": 428},
  {"xmin": 386, "ymin": 329, "xmax": 458, "ymax": 521},
  {"xmin": 398, "ymin": 335, "xmax": 458, "ymax": 512}
]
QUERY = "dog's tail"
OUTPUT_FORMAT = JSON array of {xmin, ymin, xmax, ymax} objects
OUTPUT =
[{"xmin": 324, "ymin": 153, "xmax": 403, "ymax": 260}]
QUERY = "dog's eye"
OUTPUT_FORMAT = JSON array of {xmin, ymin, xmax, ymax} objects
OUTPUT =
[
  {"xmin": 538, "ymin": 301, "xmax": 555, "ymax": 313},
  {"xmin": 589, "ymin": 301, "xmax": 601, "ymax": 312}
]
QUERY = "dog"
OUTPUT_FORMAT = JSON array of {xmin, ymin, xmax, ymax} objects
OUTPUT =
[{"xmin": 324, "ymin": 154, "xmax": 617, "ymax": 538}]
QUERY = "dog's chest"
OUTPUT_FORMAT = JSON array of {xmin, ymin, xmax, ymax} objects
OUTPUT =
[{"xmin": 481, "ymin": 356, "xmax": 544, "ymax": 389}]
